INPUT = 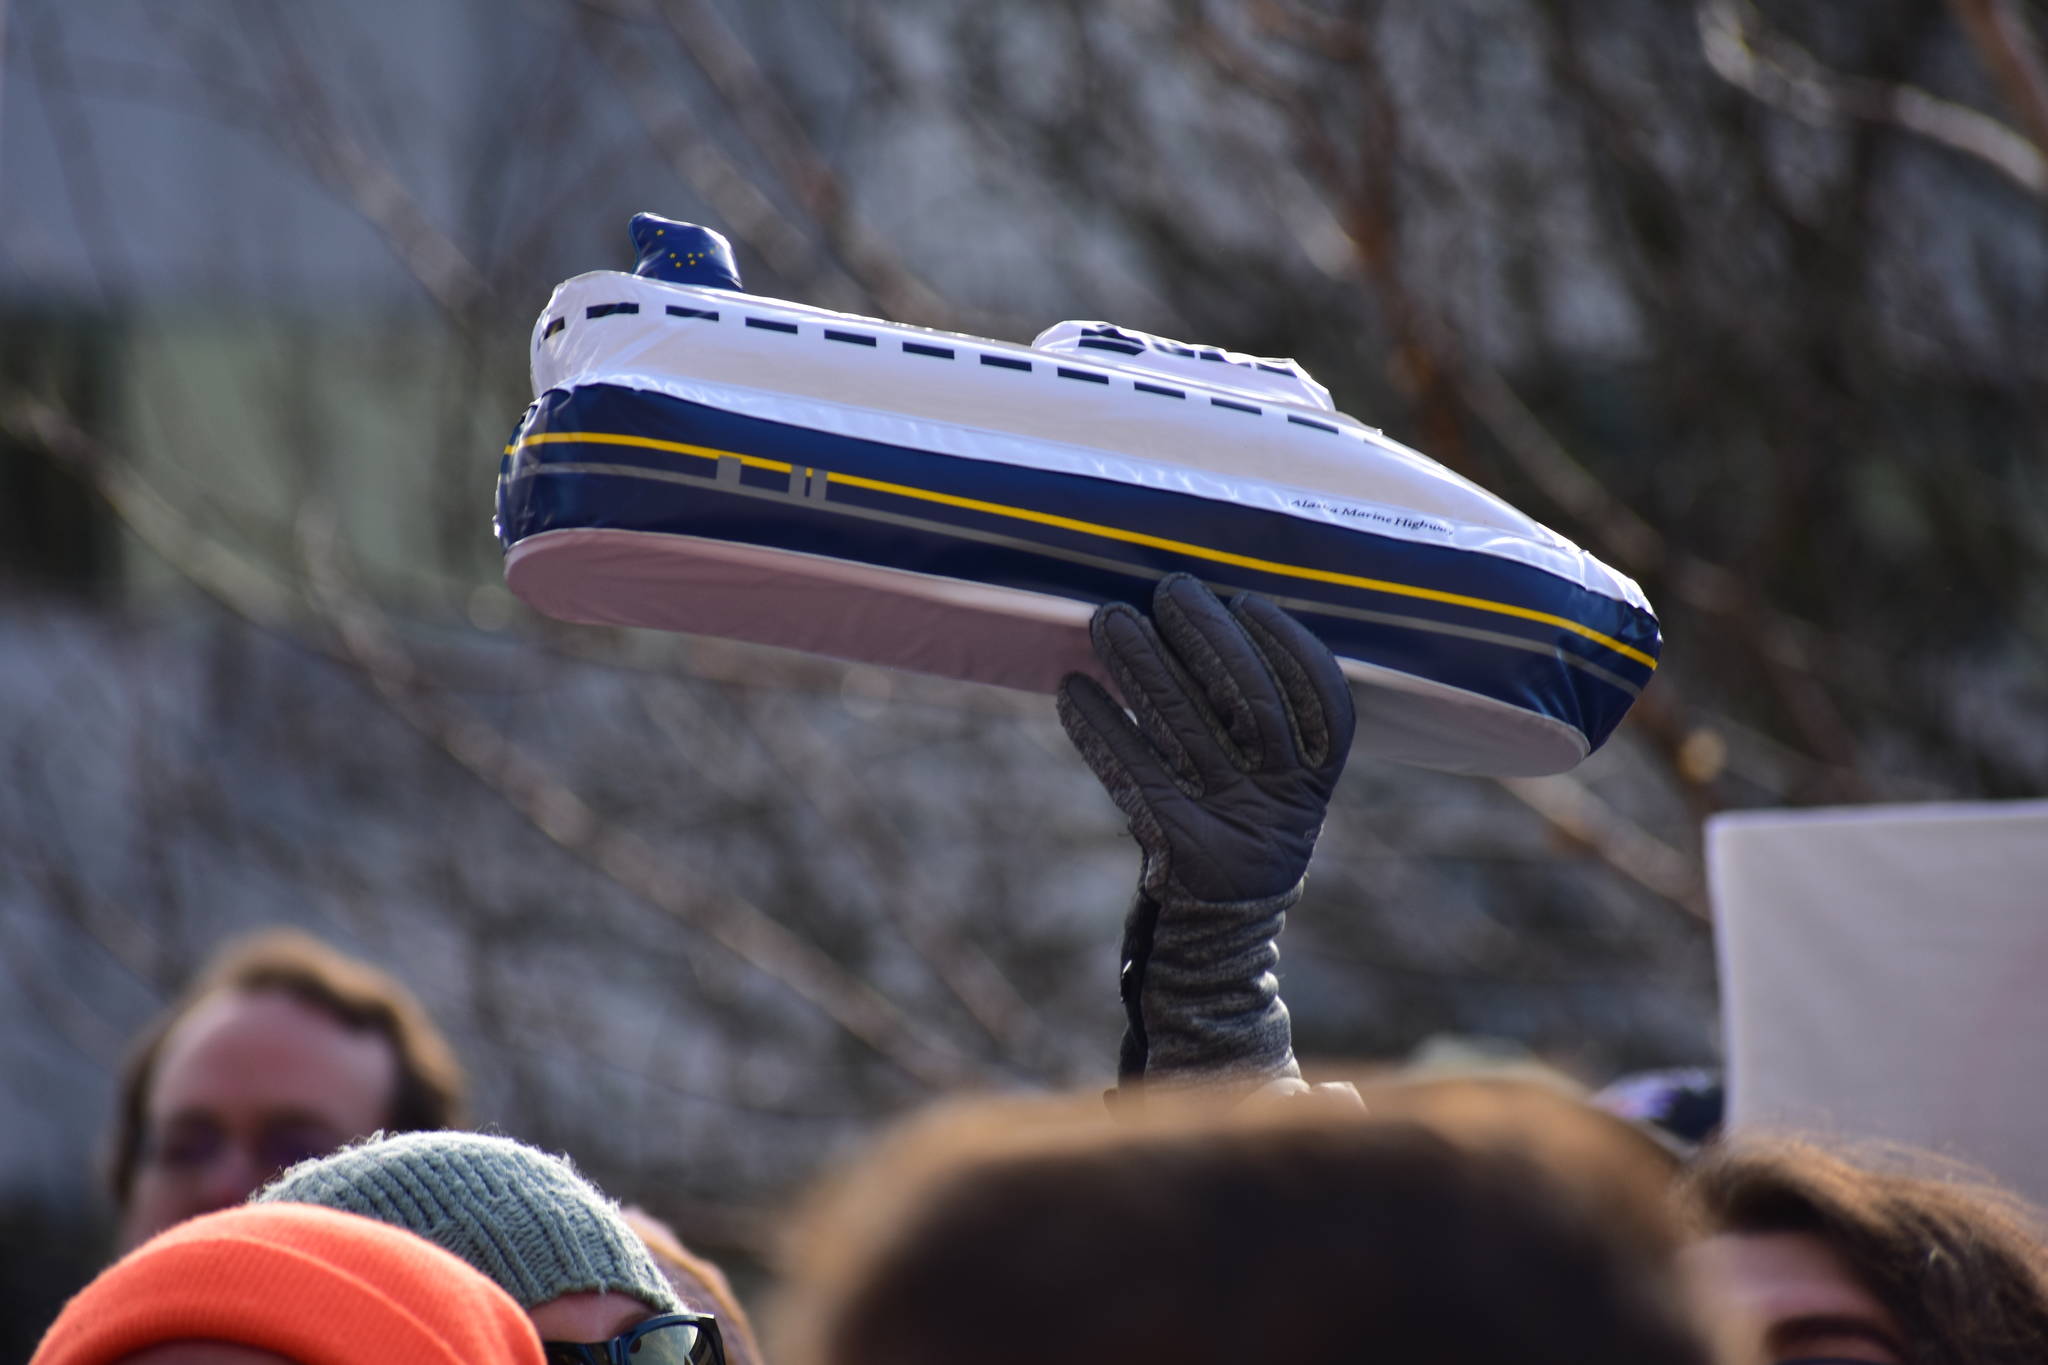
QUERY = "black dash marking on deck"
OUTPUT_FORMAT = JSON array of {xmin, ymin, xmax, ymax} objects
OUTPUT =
[
  {"xmin": 586, "ymin": 303, "xmax": 640, "ymax": 318},
  {"xmin": 980, "ymin": 355, "xmax": 1031, "ymax": 371},
  {"xmin": 542, "ymin": 317, "xmax": 566, "ymax": 339},
  {"xmin": 1077, "ymin": 338, "xmax": 1143, "ymax": 355},
  {"xmin": 1135, "ymin": 383, "xmax": 1184, "ymax": 399},
  {"xmin": 1255, "ymin": 362, "xmax": 1290, "ymax": 374},
  {"xmin": 1199, "ymin": 351, "xmax": 1226, "ymax": 362},
  {"xmin": 903, "ymin": 342, "xmax": 954, "ymax": 359},
  {"xmin": 825, "ymin": 330, "xmax": 877, "ymax": 346},
  {"xmin": 1287, "ymin": 415, "xmax": 1338, "ymax": 433},
  {"xmin": 1057, "ymin": 367, "xmax": 1109, "ymax": 384},
  {"xmin": 1211, "ymin": 398, "xmax": 1261, "ymax": 414},
  {"xmin": 746, "ymin": 317, "xmax": 799, "ymax": 333},
  {"xmin": 666, "ymin": 305, "xmax": 720, "ymax": 320}
]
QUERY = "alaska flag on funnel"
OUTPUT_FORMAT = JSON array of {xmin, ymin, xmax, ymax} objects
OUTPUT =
[{"xmin": 630, "ymin": 214, "xmax": 743, "ymax": 290}]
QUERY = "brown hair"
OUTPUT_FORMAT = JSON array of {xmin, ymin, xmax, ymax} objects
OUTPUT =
[
  {"xmin": 1682, "ymin": 1137, "xmax": 2048, "ymax": 1365},
  {"xmin": 108, "ymin": 928, "xmax": 468, "ymax": 1205},
  {"xmin": 774, "ymin": 1089, "xmax": 1716, "ymax": 1365},
  {"xmin": 1352, "ymin": 1071, "xmax": 1685, "ymax": 1259},
  {"xmin": 621, "ymin": 1206, "xmax": 767, "ymax": 1365}
]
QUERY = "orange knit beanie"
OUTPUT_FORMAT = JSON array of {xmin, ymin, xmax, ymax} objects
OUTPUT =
[{"xmin": 33, "ymin": 1203, "xmax": 543, "ymax": 1365}]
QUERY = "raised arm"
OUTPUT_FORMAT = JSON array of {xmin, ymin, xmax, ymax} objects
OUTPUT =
[{"xmin": 1057, "ymin": 573, "xmax": 1355, "ymax": 1097}]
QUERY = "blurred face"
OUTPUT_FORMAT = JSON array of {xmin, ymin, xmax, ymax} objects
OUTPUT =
[
  {"xmin": 120, "ymin": 989, "xmax": 397, "ymax": 1249},
  {"xmin": 530, "ymin": 1291, "xmax": 657, "ymax": 1344},
  {"xmin": 1685, "ymin": 1231, "xmax": 1905, "ymax": 1364}
]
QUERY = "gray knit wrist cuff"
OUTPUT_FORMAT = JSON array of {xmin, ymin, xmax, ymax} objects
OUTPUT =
[{"xmin": 1133, "ymin": 880, "xmax": 1303, "ymax": 1089}]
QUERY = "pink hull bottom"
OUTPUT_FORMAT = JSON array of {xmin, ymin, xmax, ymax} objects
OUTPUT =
[{"xmin": 504, "ymin": 527, "xmax": 1591, "ymax": 776}]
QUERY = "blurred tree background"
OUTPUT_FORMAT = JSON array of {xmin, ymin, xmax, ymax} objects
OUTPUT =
[{"xmin": 3, "ymin": 0, "xmax": 2044, "ymax": 1347}]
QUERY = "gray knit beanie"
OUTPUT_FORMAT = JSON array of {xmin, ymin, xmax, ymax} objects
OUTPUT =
[{"xmin": 253, "ymin": 1130, "xmax": 681, "ymax": 1315}]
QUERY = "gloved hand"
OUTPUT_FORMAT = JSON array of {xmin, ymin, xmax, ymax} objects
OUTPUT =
[{"xmin": 1058, "ymin": 573, "xmax": 1355, "ymax": 1092}]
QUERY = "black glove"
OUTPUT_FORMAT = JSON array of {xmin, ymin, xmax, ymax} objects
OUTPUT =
[{"xmin": 1058, "ymin": 574, "xmax": 1355, "ymax": 1089}]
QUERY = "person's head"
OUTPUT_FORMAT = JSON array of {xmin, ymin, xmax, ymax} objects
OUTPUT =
[
  {"xmin": 1352, "ymin": 1070, "xmax": 1687, "ymax": 1257},
  {"xmin": 773, "ymin": 1089, "xmax": 1719, "ymax": 1365},
  {"xmin": 31, "ymin": 1202, "xmax": 541, "ymax": 1365},
  {"xmin": 110, "ymin": 929, "xmax": 467, "ymax": 1250},
  {"xmin": 1681, "ymin": 1136, "xmax": 2048, "ymax": 1365},
  {"xmin": 622, "ymin": 1206, "xmax": 764, "ymax": 1365},
  {"xmin": 255, "ymin": 1130, "xmax": 713, "ymax": 1362}
]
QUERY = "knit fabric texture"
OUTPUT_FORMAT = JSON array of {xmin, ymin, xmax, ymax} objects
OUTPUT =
[
  {"xmin": 1128, "ymin": 882, "xmax": 1304, "ymax": 1091},
  {"xmin": 31, "ymin": 1203, "xmax": 542, "ymax": 1365},
  {"xmin": 255, "ymin": 1129, "xmax": 682, "ymax": 1314}
]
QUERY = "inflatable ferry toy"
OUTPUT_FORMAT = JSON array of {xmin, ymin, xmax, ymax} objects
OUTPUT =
[{"xmin": 497, "ymin": 215, "xmax": 1660, "ymax": 776}]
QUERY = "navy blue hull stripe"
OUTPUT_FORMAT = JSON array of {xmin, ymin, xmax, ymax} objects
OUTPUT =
[
  {"xmin": 496, "ymin": 386, "xmax": 1661, "ymax": 675},
  {"xmin": 514, "ymin": 457, "xmax": 1642, "ymax": 705},
  {"xmin": 508, "ymin": 386, "xmax": 1658, "ymax": 665},
  {"xmin": 502, "ymin": 461, "xmax": 1632, "ymax": 744},
  {"xmin": 496, "ymin": 385, "xmax": 1658, "ymax": 746}
]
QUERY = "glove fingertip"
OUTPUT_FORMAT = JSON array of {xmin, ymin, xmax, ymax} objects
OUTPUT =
[
  {"xmin": 1152, "ymin": 570, "xmax": 1208, "ymax": 608},
  {"xmin": 1056, "ymin": 668, "xmax": 1102, "ymax": 699},
  {"xmin": 1231, "ymin": 593, "xmax": 1356, "ymax": 768},
  {"xmin": 1154, "ymin": 573, "xmax": 1234, "ymax": 632},
  {"xmin": 1056, "ymin": 671, "xmax": 1114, "ymax": 733},
  {"xmin": 1089, "ymin": 599, "xmax": 1147, "ymax": 652}
]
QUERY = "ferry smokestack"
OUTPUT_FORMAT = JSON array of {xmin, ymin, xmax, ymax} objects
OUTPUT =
[{"xmin": 630, "ymin": 214, "xmax": 742, "ymax": 291}]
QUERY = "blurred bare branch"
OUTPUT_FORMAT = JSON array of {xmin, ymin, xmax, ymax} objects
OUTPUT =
[
  {"xmin": 1448, "ymin": 357, "xmax": 1665, "ymax": 574},
  {"xmin": 1699, "ymin": 0, "xmax": 2046, "ymax": 196},
  {"xmin": 5, "ymin": 395, "xmax": 1002, "ymax": 1093},
  {"xmin": 0, "ymin": 913, "xmax": 130, "ymax": 1066},
  {"xmin": 0, "ymin": 772, "xmax": 179, "ymax": 999},
  {"xmin": 741, "ymin": 696, "xmax": 1091, "ymax": 1078},
  {"xmin": 20, "ymin": 11, "xmax": 135, "ymax": 304},
  {"xmin": 575, "ymin": 0, "xmax": 862, "ymax": 311},
  {"xmin": 1173, "ymin": 4, "xmax": 1882, "ymax": 801},
  {"xmin": 1946, "ymin": 0, "xmax": 2048, "ymax": 164},
  {"xmin": 296, "ymin": 514, "xmax": 1000, "ymax": 1093},
  {"xmin": 237, "ymin": 8, "xmax": 492, "ymax": 315},
  {"xmin": 1494, "ymin": 774, "xmax": 1709, "ymax": 921},
  {"xmin": 0, "ymin": 0, "xmax": 12, "ymax": 181},
  {"xmin": 3, "ymin": 400, "xmax": 304, "ymax": 633},
  {"xmin": 648, "ymin": 0, "xmax": 960, "ymax": 326}
]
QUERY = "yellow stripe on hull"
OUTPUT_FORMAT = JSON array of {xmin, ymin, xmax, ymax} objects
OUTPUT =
[{"xmin": 508, "ymin": 429, "xmax": 1657, "ymax": 671}]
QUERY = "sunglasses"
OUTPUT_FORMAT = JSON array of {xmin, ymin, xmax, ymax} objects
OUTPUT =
[{"xmin": 542, "ymin": 1313, "xmax": 726, "ymax": 1365}]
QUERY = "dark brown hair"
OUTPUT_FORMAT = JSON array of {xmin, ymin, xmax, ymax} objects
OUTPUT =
[
  {"xmin": 1683, "ymin": 1137, "xmax": 2048, "ymax": 1365},
  {"xmin": 108, "ymin": 928, "xmax": 468, "ymax": 1205},
  {"xmin": 775, "ymin": 1089, "xmax": 1716, "ymax": 1365},
  {"xmin": 622, "ymin": 1206, "xmax": 767, "ymax": 1365},
  {"xmin": 1352, "ymin": 1071, "xmax": 1685, "ymax": 1262}
]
